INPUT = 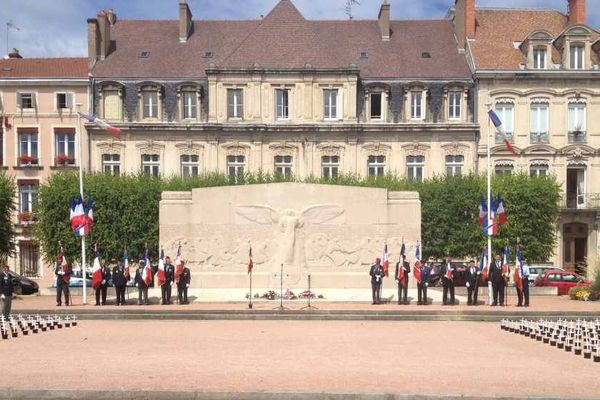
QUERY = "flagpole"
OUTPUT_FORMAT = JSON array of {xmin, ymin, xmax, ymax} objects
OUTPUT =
[
  {"xmin": 76, "ymin": 104, "xmax": 87, "ymax": 305},
  {"xmin": 486, "ymin": 103, "xmax": 493, "ymax": 271}
]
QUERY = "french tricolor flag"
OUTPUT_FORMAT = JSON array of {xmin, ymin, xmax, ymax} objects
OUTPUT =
[
  {"xmin": 156, "ymin": 248, "xmax": 166, "ymax": 287},
  {"xmin": 78, "ymin": 112, "xmax": 121, "ymax": 139},
  {"xmin": 488, "ymin": 110, "xmax": 517, "ymax": 155}
]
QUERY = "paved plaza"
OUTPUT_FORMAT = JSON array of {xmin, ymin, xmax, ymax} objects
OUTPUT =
[{"xmin": 1, "ymin": 319, "xmax": 599, "ymax": 399}]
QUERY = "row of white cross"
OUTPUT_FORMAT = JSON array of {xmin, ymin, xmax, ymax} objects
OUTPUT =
[
  {"xmin": 0, "ymin": 314, "xmax": 77, "ymax": 340},
  {"xmin": 501, "ymin": 318, "xmax": 600, "ymax": 362}
]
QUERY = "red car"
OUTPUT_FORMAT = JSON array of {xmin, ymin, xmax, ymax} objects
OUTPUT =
[{"xmin": 533, "ymin": 269, "xmax": 591, "ymax": 295}]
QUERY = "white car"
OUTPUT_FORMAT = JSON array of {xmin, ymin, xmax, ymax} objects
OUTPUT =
[{"xmin": 528, "ymin": 265, "xmax": 564, "ymax": 284}]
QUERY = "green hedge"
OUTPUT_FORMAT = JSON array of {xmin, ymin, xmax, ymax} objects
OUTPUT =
[
  {"xmin": 0, "ymin": 172, "xmax": 16, "ymax": 259},
  {"xmin": 33, "ymin": 171, "xmax": 560, "ymax": 265}
]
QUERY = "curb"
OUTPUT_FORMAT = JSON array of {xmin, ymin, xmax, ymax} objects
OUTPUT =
[{"xmin": 2, "ymin": 389, "xmax": 596, "ymax": 400}]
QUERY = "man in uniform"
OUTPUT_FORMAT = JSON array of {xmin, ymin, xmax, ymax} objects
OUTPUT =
[
  {"xmin": 112, "ymin": 259, "xmax": 127, "ymax": 306},
  {"xmin": 395, "ymin": 255, "xmax": 410, "ymax": 305},
  {"xmin": 489, "ymin": 254, "xmax": 505, "ymax": 306},
  {"xmin": 177, "ymin": 261, "xmax": 191, "ymax": 305},
  {"xmin": 465, "ymin": 259, "xmax": 480, "ymax": 305},
  {"xmin": 54, "ymin": 259, "xmax": 72, "ymax": 306},
  {"xmin": 416, "ymin": 261, "xmax": 431, "ymax": 305},
  {"xmin": 0, "ymin": 264, "xmax": 14, "ymax": 317},
  {"xmin": 95, "ymin": 259, "xmax": 111, "ymax": 306},
  {"xmin": 369, "ymin": 257, "xmax": 384, "ymax": 305},
  {"xmin": 441, "ymin": 257, "xmax": 456, "ymax": 305},
  {"xmin": 135, "ymin": 260, "xmax": 150, "ymax": 305},
  {"xmin": 161, "ymin": 256, "xmax": 175, "ymax": 305},
  {"xmin": 521, "ymin": 258, "xmax": 530, "ymax": 307}
]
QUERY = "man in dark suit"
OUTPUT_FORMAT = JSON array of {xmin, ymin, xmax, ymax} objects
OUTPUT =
[
  {"xmin": 95, "ymin": 259, "xmax": 111, "ymax": 306},
  {"xmin": 54, "ymin": 260, "xmax": 72, "ymax": 306},
  {"xmin": 395, "ymin": 255, "xmax": 410, "ymax": 305},
  {"xmin": 441, "ymin": 257, "xmax": 456, "ymax": 305},
  {"xmin": 135, "ymin": 260, "xmax": 149, "ymax": 305},
  {"xmin": 177, "ymin": 261, "xmax": 191, "ymax": 305},
  {"xmin": 161, "ymin": 256, "xmax": 175, "ymax": 305},
  {"xmin": 112, "ymin": 259, "xmax": 127, "ymax": 306},
  {"xmin": 521, "ymin": 258, "xmax": 530, "ymax": 307},
  {"xmin": 489, "ymin": 254, "xmax": 505, "ymax": 306},
  {"xmin": 417, "ymin": 262, "xmax": 431, "ymax": 305},
  {"xmin": 369, "ymin": 258, "xmax": 384, "ymax": 305},
  {"xmin": 465, "ymin": 259, "xmax": 480, "ymax": 305},
  {"xmin": 0, "ymin": 264, "xmax": 14, "ymax": 317}
]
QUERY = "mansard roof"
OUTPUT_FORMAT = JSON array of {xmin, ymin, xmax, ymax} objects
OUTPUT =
[{"xmin": 91, "ymin": 0, "xmax": 471, "ymax": 80}]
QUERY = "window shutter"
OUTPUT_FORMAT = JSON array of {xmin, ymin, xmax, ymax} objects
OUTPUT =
[
  {"xmin": 66, "ymin": 93, "xmax": 74, "ymax": 109},
  {"xmin": 31, "ymin": 93, "xmax": 37, "ymax": 108},
  {"xmin": 227, "ymin": 90, "xmax": 234, "ymax": 117},
  {"xmin": 17, "ymin": 92, "xmax": 22, "ymax": 108}
]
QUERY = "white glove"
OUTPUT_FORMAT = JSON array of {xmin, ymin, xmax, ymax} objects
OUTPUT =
[
  {"xmin": 58, "ymin": 270, "xmax": 64, "ymax": 275},
  {"xmin": 101, "ymin": 280, "xmax": 106, "ymax": 285},
  {"xmin": 186, "ymin": 284, "xmax": 189, "ymax": 288},
  {"xmin": 466, "ymin": 282, "xmax": 470, "ymax": 288},
  {"xmin": 395, "ymin": 279, "xmax": 399, "ymax": 283},
  {"xmin": 135, "ymin": 283, "xmax": 138, "ymax": 287},
  {"xmin": 477, "ymin": 271, "xmax": 481, "ymax": 275},
  {"xmin": 170, "ymin": 281, "xmax": 174, "ymax": 286},
  {"xmin": 0, "ymin": 294, "xmax": 5, "ymax": 300},
  {"xmin": 425, "ymin": 282, "xmax": 429, "ymax": 287}
]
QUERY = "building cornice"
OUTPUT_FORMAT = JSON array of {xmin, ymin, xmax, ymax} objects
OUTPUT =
[
  {"xmin": 475, "ymin": 70, "xmax": 600, "ymax": 79},
  {"xmin": 0, "ymin": 78, "xmax": 88, "ymax": 86}
]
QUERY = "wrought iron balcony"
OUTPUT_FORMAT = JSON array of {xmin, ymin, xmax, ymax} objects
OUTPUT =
[
  {"xmin": 568, "ymin": 130, "xmax": 586, "ymax": 144},
  {"xmin": 495, "ymin": 131, "xmax": 514, "ymax": 144},
  {"xmin": 561, "ymin": 193, "xmax": 600, "ymax": 209},
  {"xmin": 530, "ymin": 131, "xmax": 549, "ymax": 144}
]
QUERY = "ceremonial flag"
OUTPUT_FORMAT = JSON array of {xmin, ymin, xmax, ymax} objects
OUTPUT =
[
  {"xmin": 143, "ymin": 248, "xmax": 152, "ymax": 286},
  {"xmin": 502, "ymin": 245, "xmax": 510, "ymax": 279},
  {"xmin": 398, "ymin": 242, "xmax": 406, "ymax": 283},
  {"xmin": 413, "ymin": 243, "xmax": 422, "ymax": 283},
  {"xmin": 480, "ymin": 247, "xmax": 488, "ymax": 281},
  {"xmin": 382, "ymin": 243, "xmax": 389, "ymax": 277},
  {"xmin": 479, "ymin": 195, "xmax": 487, "ymax": 226},
  {"xmin": 156, "ymin": 248, "xmax": 165, "ymax": 287},
  {"xmin": 175, "ymin": 244, "xmax": 183, "ymax": 283},
  {"xmin": 488, "ymin": 110, "xmax": 517, "ymax": 155},
  {"xmin": 445, "ymin": 262, "xmax": 453, "ymax": 281},
  {"xmin": 58, "ymin": 247, "xmax": 70, "ymax": 284},
  {"xmin": 85, "ymin": 197, "xmax": 94, "ymax": 227},
  {"xmin": 415, "ymin": 242, "xmax": 421, "ymax": 262},
  {"xmin": 92, "ymin": 247, "xmax": 102, "ymax": 290},
  {"xmin": 496, "ymin": 194, "xmax": 507, "ymax": 225},
  {"xmin": 514, "ymin": 246, "xmax": 523, "ymax": 291},
  {"xmin": 247, "ymin": 244, "xmax": 253, "ymax": 275},
  {"xmin": 70, "ymin": 195, "xmax": 93, "ymax": 237},
  {"xmin": 77, "ymin": 111, "xmax": 121, "ymax": 139},
  {"xmin": 123, "ymin": 250, "xmax": 130, "ymax": 281},
  {"xmin": 483, "ymin": 196, "xmax": 498, "ymax": 237}
]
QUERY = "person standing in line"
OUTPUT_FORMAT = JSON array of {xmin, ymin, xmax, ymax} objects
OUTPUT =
[
  {"xmin": 95, "ymin": 259, "xmax": 111, "ymax": 306},
  {"xmin": 489, "ymin": 254, "xmax": 505, "ymax": 306},
  {"xmin": 465, "ymin": 260, "xmax": 480, "ymax": 306},
  {"xmin": 161, "ymin": 256, "xmax": 175, "ymax": 305},
  {"xmin": 54, "ymin": 259, "xmax": 72, "ymax": 306},
  {"xmin": 0, "ymin": 264, "xmax": 14, "ymax": 318},
  {"xmin": 395, "ymin": 255, "xmax": 410, "ymax": 305},
  {"xmin": 135, "ymin": 260, "xmax": 149, "ymax": 305},
  {"xmin": 369, "ymin": 258, "xmax": 384, "ymax": 305},
  {"xmin": 441, "ymin": 257, "xmax": 456, "ymax": 306},
  {"xmin": 521, "ymin": 258, "xmax": 530, "ymax": 307},
  {"xmin": 112, "ymin": 259, "xmax": 127, "ymax": 306},
  {"xmin": 177, "ymin": 261, "xmax": 191, "ymax": 305}
]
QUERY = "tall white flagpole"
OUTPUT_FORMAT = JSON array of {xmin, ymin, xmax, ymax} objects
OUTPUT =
[
  {"xmin": 76, "ymin": 104, "xmax": 87, "ymax": 305},
  {"xmin": 486, "ymin": 103, "xmax": 493, "ymax": 305}
]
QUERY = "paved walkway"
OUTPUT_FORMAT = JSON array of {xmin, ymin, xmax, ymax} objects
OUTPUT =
[{"xmin": 1, "ymin": 320, "xmax": 599, "ymax": 399}]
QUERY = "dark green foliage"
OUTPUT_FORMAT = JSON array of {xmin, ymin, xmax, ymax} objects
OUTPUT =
[
  {"xmin": 34, "ymin": 171, "xmax": 560, "ymax": 265},
  {"xmin": 0, "ymin": 173, "xmax": 16, "ymax": 258}
]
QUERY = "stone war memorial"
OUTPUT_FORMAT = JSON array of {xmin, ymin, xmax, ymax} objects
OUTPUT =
[{"xmin": 160, "ymin": 183, "xmax": 421, "ymax": 300}]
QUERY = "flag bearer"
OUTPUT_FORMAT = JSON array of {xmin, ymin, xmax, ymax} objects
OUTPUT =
[
  {"xmin": 112, "ymin": 259, "xmax": 127, "ymax": 306},
  {"xmin": 465, "ymin": 260, "xmax": 480, "ymax": 305},
  {"xmin": 177, "ymin": 261, "xmax": 191, "ymax": 305},
  {"xmin": 395, "ymin": 255, "xmax": 410, "ymax": 305},
  {"xmin": 135, "ymin": 260, "xmax": 149, "ymax": 305},
  {"xmin": 162, "ymin": 256, "xmax": 175, "ymax": 305},
  {"xmin": 369, "ymin": 258, "xmax": 384, "ymax": 305}
]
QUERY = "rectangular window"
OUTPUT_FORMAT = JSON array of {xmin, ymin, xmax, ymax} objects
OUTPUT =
[
  {"xmin": 103, "ymin": 90, "xmax": 121, "ymax": 120},
  {"xmin": 495, "ymin": 165, "xmax": 514, "ymax": 175},
  {"xmin": 19, "ymin": 242, "xmax": 40, "ymax": 278},
  {"xmin": 407, "ymin": 155, "xmax": 424, "ymax": 181},
  {"xmin": 368, "ymin": 155, "xmax": 386, "ymax": 177},
  {"xmin": 227, "ymin": 155, "xmax": 245, "ymax": 181},
  {"xmin": 448, "ymin": 91, "xmax": 461, "ymax": 120},
  {"xmin": 19, "ymin": 183, "xmax": 38, "ymax": 213},
  {"xmin": 17, "ymin": 93, "xmax": 35, "ymax": 109},
  {"xmin": 370, "ymin": 93, "xmax": 382, "ymax": 120},
  {"xmin": 533, "ymin": 48, "xmax": 546, "ymax": 69},
  {"xmin": 494, "ymin": 103, "xmax": 514, "ymax": 143},
  {"xmin": 411, "ymin": 91, "xmax": 423, "ymax": 119},
  {"xmin": 227, "ymin": 89, "xmax": 244, "ymax": 119},
  {"xmin": 530, "ymin": 103, "xmax": 549, "ymax": 143},
  {"xmin": 18, "ymin": 130, "xmax": 39, "ymax": 164},
  {"xmin": 182, "ymin": 92, "xmax": 197, "ymax": 119},
  {"xmin": 56, "ymin": 93, "xmax": 73, "ymax": 109},
  {"xmin": 530, "ymin": 165, "xmax": 548, "ymax": 177},
  {"xmin": 276, "ymin": 89, "xmax": 290, "ymax": 120},
  {"xmin": 570, "ymin": 45, "xmax": 584, "ymax": 70},
  {"xmin": 181, "ymin": 154, "xmax": 199, "ymax": 178},
  {"xmin": 322, "ymin": 155, "xmax": 339, "ymax": 178},
  {"xmin": 102, "ymin": 154, "xmax": 120, "ymax": 175},
  {"xmin": 568, "ymin": 103, "xmax": 586, "ymax": 143},
  {"xmin": 141, "ymin": 154, "xmax": 160, "ymax": 176},
  {"xmin": 274, "ymin": 155, "xmax": 293, "ymax": 177},
  {"xmin": 55, "ymin": 129, "xmax": 76, "ymax": 165},
  {"xmin": 143, "ymin": 91, "xmax": 159, "ymax": 118},
  {"xmin": 323, "ymin": 89, "xmax": 338, "ymax": 120},
  {"xmin": 445, "ymin": 155, "xmax": 464, "ymax": 176}
]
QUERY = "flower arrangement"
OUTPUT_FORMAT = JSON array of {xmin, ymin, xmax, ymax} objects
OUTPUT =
[
  {"xmin": 18, "ymin": 211, "xmax": 33, "ymax": 222},
  {"xmin": 55, "ymin": 153, "xmax": 74, "ymax": 165},
  {"xmin": 569, "ymin": 285, "xmax": 600, "ymax": 301},
  {"xmin": 18, "ymin": 154, "xmax": 38, "ymax": 165}
]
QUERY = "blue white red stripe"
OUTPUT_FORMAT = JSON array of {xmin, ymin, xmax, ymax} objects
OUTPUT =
[
  {"xmin": 488, "ymin": 110, "xmax": 517, "ymax": 155},
  {"xmin": 78, "ymin": 111, "xmax": 121, "ymax": 139}
]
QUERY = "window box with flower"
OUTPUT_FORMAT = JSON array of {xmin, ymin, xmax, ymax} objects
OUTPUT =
[
  {"xmin": 55, "ymin": 153, "xmax": 75, "ymax": 166},
  {"xmin": 18, "ymin": 155, "xmax": 38, "ymax": 166},
  {"xmin": 18, "ymin": 211, "xmax": 34, "ymax": 223}
]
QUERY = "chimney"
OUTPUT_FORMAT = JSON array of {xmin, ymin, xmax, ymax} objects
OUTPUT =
[
  {"xmin": 453, "ymin": 0, "xmax": 476, "ymax": 49},
  {"xmin": 378, "ymin": 0, "xmax": 391, "ymax": 41},
  {"xmin": 97, "ymin": 10, "xmax": 112, "ymax": 60},
  {"xmin": 87, "ymin": 18, "xmax": 100, "ymax": 68},
  {"xmin": 179, "ymin": 0, "xmax": 193, "ymax": 43},
  {"xmin": 8, "ymin": 48, "xmax": 22, "ymax": 58},
  {"xmin": 568, "ymin": 0, "xmax": 586, "ymax": 25}
]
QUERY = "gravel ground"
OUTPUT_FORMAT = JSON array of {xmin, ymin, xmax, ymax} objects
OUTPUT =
[{"xmin": 1, "ymin": 320, "xmax": 599, "ymax": 398}]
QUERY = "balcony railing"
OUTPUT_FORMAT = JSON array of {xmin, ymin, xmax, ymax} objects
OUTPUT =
[
  {"xmin": 568, "ymin": 131, "xmax": 586, "ymax": 144},
  {"xmin": 495, "ymin": 131, "xmax": 514, "ymax": 144},
  {"xmin": 530, "ymin": 131, "xmax": 549, "ymax": 144},
  {"xmin": 561, "ymin": 193, "xmax": 600, "ymax": 209}
]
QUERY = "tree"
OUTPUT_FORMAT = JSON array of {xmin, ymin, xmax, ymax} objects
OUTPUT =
[{"xmin": 0, "ymin": 173, "xmax": 16, "ymax": 259}]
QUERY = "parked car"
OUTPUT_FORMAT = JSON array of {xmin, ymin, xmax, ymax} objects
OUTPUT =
[
  {"xmin": 528, "ymin": 265, "xmax": 564, "ymax": 284},
  {"xmin": 533, "ymin": 269, "xmax": 590, "ymax": 295},
  {"xmin": 52, "ymin": 269, "xmax": 93, "ymax": 288},
  {"xmin": 428, "ymin": 263, "xmax": 468, "ymax": 287},
  {"xmin": 8, "ymin": 271, "xmax": 39, "ymax": 295}
]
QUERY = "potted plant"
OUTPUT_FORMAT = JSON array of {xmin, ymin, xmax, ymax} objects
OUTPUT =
[
  {"xmin": 18, "ymin": 154, "xmax": 37, "ymax": 166},
  {"xmin": 18, "ymin": 211, "xmax": 33, "ymax": 223},
  {"xmin": 55, "ymin": 153, "xmax": 74, "ymax": 166}
]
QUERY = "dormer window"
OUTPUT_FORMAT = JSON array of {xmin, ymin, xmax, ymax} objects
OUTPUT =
[
  {"xmin": 448, "ymin": 91, "xmax": 462, "ymax": 120},
  {"xmin": 570, "ymin": 44, "xmax": 585, "ymax": 69},
  {"xmin": 143, "ymin": 90, "xmax": 158, "ymax": 118},
  {"xmin": 100, "ymin": 84, "xmax": 123, "ymax": 121},
  {"xmin": 370, "ymin": 93, "xmax": 382, "ymax": 120},
  {"xmin": 410, "ymin": 90, "xmax": 425, "ymax": 120},
  {"xmin": 533, "ymin": 47, "xmax": 547, "ymax": 69}
]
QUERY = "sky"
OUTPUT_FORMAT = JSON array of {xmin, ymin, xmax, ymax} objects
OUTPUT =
[{"xmin": 1, "ymin": 0, "xmax": 599, "ymax": 58}]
